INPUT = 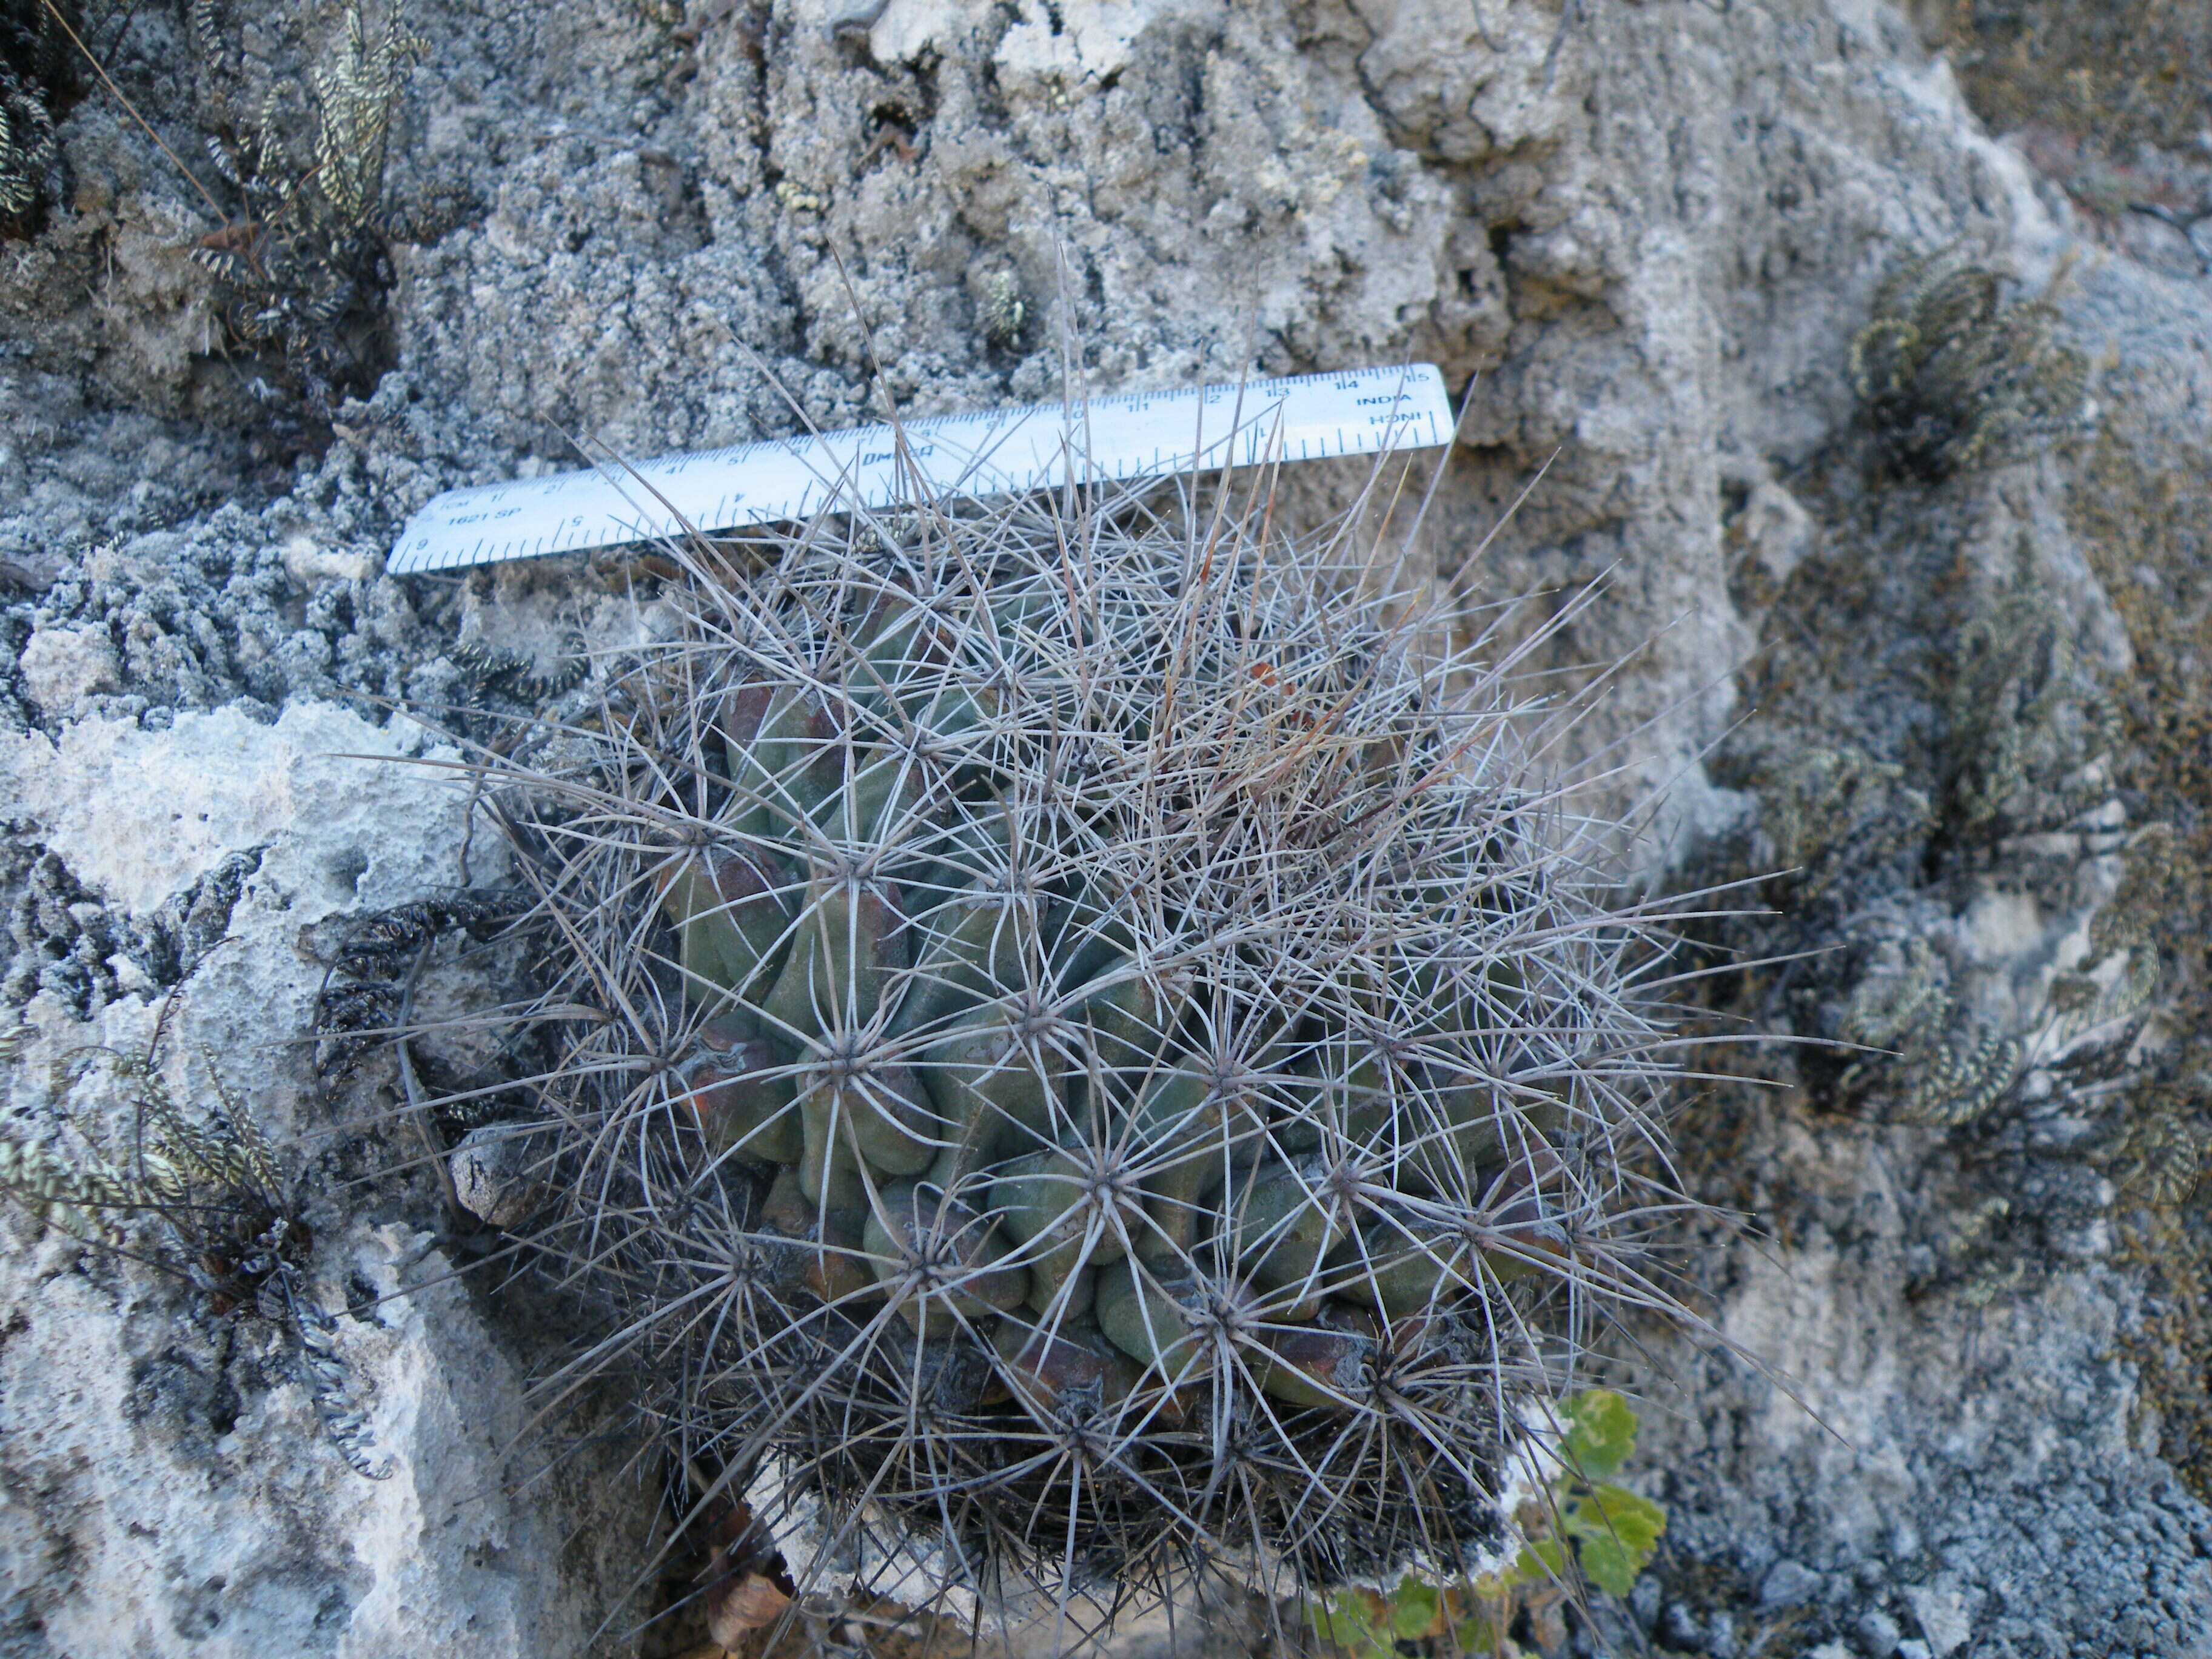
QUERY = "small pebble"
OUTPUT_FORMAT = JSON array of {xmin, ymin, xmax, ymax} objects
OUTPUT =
[
  {"xmin": 1629, "ymin": 1574, "xmax": 1662, "ymax": 1633},
  {"xmin": 1901, "ymin": 1586, "xmax": 1972, "ymax": 1658},
  {"xmin": 1761, "ymin": 1559, "xmax": 1823, "ymax": 1607},
  {"xmin": 1855, "ymin": 1608, "xmax": 1902, "ymax": 1657},
  {"xmin": 449, "ymin": 1122, "xmax": 546, "ymax": 1230},
  {"xmin": 1663, "ymin": 1602, "xmax": 1703, "ymax": 1649},
  {"xmin": 827, "ymin": 0, "xmax": 888, "ymax": 38}
]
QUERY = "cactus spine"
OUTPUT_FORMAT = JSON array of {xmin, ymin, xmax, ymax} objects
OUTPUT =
[{"xmin": 459, "ymin": 464, "xmax": 1680, "ymax": 1636}]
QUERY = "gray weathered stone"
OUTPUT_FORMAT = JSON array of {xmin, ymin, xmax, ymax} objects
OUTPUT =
[{"xmin": 7, "ymin": 0, "xmax": 2212, "ymax": 1652}]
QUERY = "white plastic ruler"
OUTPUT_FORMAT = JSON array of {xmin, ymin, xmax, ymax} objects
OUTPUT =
[{"xmin": 386, "ymin": 363, "xmax": 1454, "ymax": 574}]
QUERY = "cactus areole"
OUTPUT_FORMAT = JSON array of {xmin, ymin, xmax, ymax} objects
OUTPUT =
[{"xmin": 463, "ymin": 473, "xmax": 1675, "ymax": 1628}]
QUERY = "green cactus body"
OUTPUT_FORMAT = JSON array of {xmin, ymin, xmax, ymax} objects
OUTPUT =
[
  {"xmin": 994, "ymin": 1145, "xmax": 1132, "ymax": 1314},
  {"xmin": 913, "ymin": 1002, "xmax": 1065, "ymax": 1182},
  {"xmin": 683, "ymin": 1025, "xmax": 802, "ymax": 1163},
  {"xmin": 1047, "ymin": 883, "xmax": 1137, "ymax": 991},
  {"xmin": 1251, "ymin": 1310, "xmax": 1376, "ymax": 1408},
  {"xmin": 722, "ymin": 683, "xmax": 842, "ymax": 836},
  {"xmin": 1076, "ymin": 968, "xmax": 1182, "ymax": 1080},
  {"xmin": 484, "ymin": 478, "xmax": 1680, "ymax": 1621},
  {"xmin": 848, "ymin": 588, "xmax": 939, "ymax": 712},
  {"xmin": 825, "ymin": 1059, "xmax": 939, "ymax": 1176},
  {"xmin": 758, "ymin": 873, "xmax": 908, "ymax": 1042},
  {"xmin": 1326, "ymin": 1219, "xmax": 1471, "ymax": 1314},
  {"xmin": 988, "ymin": 1316, "xmax": 1140, "ymax": 1413},
  {"xmin": 760, "ymin": 1166, "xmax": 876, "ymax": 1304},
  {"xmin": 796, "ymin": 1081, "xmax": 873, "ymax": 1212},
  {"xmin": 1235, "ymin": 1158, "xmax": 1353, "ymax": 1299},
  {"xmin": 658, "ymin": 847, "xmax": 794, "ymax": 1015},
  {"xmin": 1396, "ymin": 1076, "xmax": 1566, "ymax": 1201},
  {"xmin": 1129, "ymin": 1067, "xmax": 1252, "ymax": 1266},
  {"xmin": 902, "ymin": 829, "xmax": 1041, "ymax": 1029},
  {"xmin": 1094, "ymin": 1258, "xmax": 1208, "ymax": 1381},
  {"xmin": 865, "ymin": 1180, "xmax": 1031, "ymax": 1330}
]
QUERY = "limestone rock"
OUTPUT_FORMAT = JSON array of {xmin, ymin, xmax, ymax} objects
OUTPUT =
[
  {"xmin": 5, "ymin": 0, "xmax": 2212, "ymax": 1652},
  {"xmin": 17, "ymin": 625, "xmax": 119, "ymax": 717}
]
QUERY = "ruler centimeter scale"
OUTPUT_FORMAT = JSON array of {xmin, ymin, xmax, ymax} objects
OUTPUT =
[{"xmin": 387, "ymin": 363, "xmax": 1455, "ymax": 574}]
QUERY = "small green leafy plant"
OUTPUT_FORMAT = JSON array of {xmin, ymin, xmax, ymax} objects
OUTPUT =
[
  {"xmin": 1303, "ymin": 1389, "xmax": 1665, "ymax": 1656},
  {"xmin": 1509, "ymin": 1389, "xmax": 1666, "ymax": 1597}
]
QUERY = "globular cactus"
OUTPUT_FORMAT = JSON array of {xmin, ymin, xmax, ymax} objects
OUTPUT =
[{"xmin": 452, "ymin": 462, "xmax": 1679, "ymax": 1638}]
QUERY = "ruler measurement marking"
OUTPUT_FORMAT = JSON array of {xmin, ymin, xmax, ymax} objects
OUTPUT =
[{"xmin": 388, "ymin": 363, "xmax": 1452, "ymax": 574}]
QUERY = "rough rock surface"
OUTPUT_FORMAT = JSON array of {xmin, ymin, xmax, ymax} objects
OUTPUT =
[
  {"xmin": 0, "ymin": 705, "xmax": 655, "ymax": 1655},
  {"xmin": 5, "ymin": 0, "xmax": 2212, "ymax": 1653}
]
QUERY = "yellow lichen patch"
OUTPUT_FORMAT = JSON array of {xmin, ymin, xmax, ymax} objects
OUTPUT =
[{"xmin": 1932, "ymin": 0, "xmax": 2212, "ymax": 157}]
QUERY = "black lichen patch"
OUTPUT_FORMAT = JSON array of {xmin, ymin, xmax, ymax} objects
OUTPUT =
[
  {"xmin": 306, "ymin": 888, "xmax": 528, "ymax": 1084},
  {"xmin": 1691, "ymin": 728, "xmax": 2027, "ymax": 1132},
  {"xmin": 1820, "ymin": 935, "xmax": 2021, "ymax": 1130},
  {"xmin": 3, "ymin": 844, "xmax": 126, "ymax": 1015},
  {"xmin": 444, "ymin": 638, "xmax": 588, "ymax": 719},
  {"xmin": 6, "ymin": 508, "xmax": 416, "ymax": 727},
  {"xmin": 134, "ymin": 848, "xmax": 266, "ymax": 988},
  {"xmin": 1, "ymin": 840, "xmax": 266, "ymax": 1016}
]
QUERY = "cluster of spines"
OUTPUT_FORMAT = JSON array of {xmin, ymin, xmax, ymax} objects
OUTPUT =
[{"xmin": 452, "ymin": 472, "xmax": 1677, "ymax": 1632}]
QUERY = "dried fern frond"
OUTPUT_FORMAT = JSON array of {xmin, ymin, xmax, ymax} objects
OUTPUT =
[
  {"xmin": 0, "ymin": 1016, "xmax": 392, "ymax": 1478},
  {"xmin": 0, "ymin": 1131, "xmax": 148, "ymax": 1239},
  {"xmin": 187, "ymin": 0, "xmax": 427, "ymax": 411},
  {"xmin": 310, "ymin": 1, "xmax": 426, "ymax": 227},
  {"xmin": 1849, "ymin": 244, "xmax": 2086, "ymax": 480},
  {"xmin": 0, "ymin": 0, "xmax": 72, "ymax": 229}
]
